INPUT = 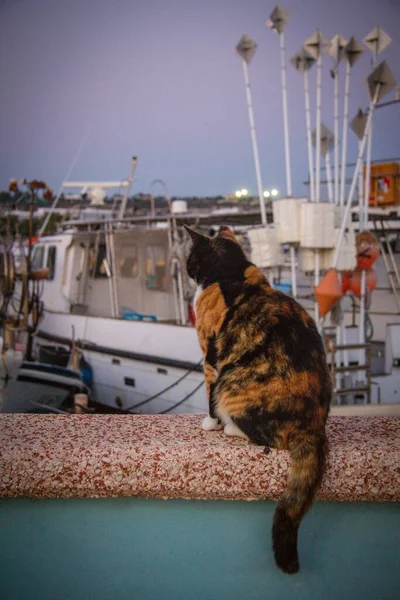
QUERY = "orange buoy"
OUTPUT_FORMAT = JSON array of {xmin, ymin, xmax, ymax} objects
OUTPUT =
[
  {"xmin": 356, "ymin": 231, "xmax": 380, "ymax": 269},
  {"xmin": 350, "ymin": 268, "xmax": 378, "ymax": 296},
  {"xmin": 366, "ymin": 268, "xmax": 378, "ymax": 292},
  {"xmin": 341, "ymin": 270, "xmax": 352, "ymax": 294},
  {"xmin": 314, "ymin": 269, "xmax": 343, "ymax": 317}
]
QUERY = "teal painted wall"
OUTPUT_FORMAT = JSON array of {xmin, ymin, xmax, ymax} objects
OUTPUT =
[{"xmin": 0, "ymin": 498, "xmax": 398, "ymax": 600}]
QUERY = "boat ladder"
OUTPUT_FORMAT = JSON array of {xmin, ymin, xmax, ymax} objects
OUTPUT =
[
  {"xmin": 327, "ymin": 340, "xmax": 372, "ymax": 405},
  {"xmin": 373, "ymin": 220, "xmax": 400, "ymax": 313}
]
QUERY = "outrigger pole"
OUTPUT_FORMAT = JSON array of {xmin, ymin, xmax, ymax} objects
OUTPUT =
[
  {"xmin": 303, "ymin": 30, "xmax": 331, "ymax": 321},
  {"xmin": 290, "ymin": 48, "xmax": 316, "ymax": 201},
  {"xmin": 339, "ymin": 37, "xmax": 364, "ymax": 216},
  {"xmin": 236, "ymin": 35, "xmax": 267, "ymax": 225},
  {"xmin": 267, "ymin": 6, "xmax": 292, "ymax": 197},
  {"xmin": 267, "ymin": 6, "xmax": 298, "ymax": 296}
]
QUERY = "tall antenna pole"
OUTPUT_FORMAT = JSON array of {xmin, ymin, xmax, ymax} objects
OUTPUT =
[
  {"xmin": 267, "ymin": 6, "xmax": 292, "ymax": 197},
  {"xmin": 304, "ymin": 30, "xmax": 331, "ymax": 201},
  {"xmin": 339, "ymin": 37, "xmax": 364, "ymax": 215},
  {"xmin": 330, "ymin": 35, "xmax": 347, "ymax": 205},
  {"xmin": 304, "ymin": 30, "xmax": 331, "ymax": 322},
  {"xmin": 290, "ymin": 49, "xmax": 316, "ymax": 198},
  {"xmin": 315, "ymin": 53, "xmax": 322, "ymax": 202},
  {"xmin": 236, "ymin": 35, "xmax": 266, "ymax": 225},
  {"xmin": 304, "ymin": 69, "xmax": 315, "ymax": 201}
]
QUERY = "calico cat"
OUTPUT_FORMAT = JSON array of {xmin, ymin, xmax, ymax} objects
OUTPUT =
[{"xmin": 184, "ymin": 224, "xmax": 331, "ymax": 574}]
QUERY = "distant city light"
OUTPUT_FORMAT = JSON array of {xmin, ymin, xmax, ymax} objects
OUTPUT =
[
  {"xmin": 271, "ymin": 189, "xmax": 278, "ymax": 197},
  {"xmin": 241, "ymin": 188, "xmax": 248, "ymax": 196},
  {"xmin": 263, "ymin": 190, "xmax": 270, "ymax": 198},
  {"xmin": 235, "ymin": 190, "xmax": 242, "ymax": 197}
]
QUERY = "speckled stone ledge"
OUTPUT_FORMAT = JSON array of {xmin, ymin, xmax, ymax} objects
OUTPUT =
[{"xmin": 0, "ymin": 414, "xmax": 399, "ymax": 501}]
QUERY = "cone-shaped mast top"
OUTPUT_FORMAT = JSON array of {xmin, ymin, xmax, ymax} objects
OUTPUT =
[
  {"xmin": 350, "ymin": 108, "xmax": 368, "ymax": 140},
  {"xmin": 290, "ymin": 47, "xmax": 316, "ymax": 73},
  {"xmin": 303, "ymin": 30, "xmax": 331, "ymax": 59},
  {"xmin": 329, "ymin": 34, "xmax": 348, "ymax": 65},
  {"xmin": 363, "ymin": 26, "xmax": 392, "ymax": 56},
  {"xmin": 365, "ymin": 60, "xmax": 397, "ymax": 102},
  {"xmin": 344, "ymin": 36, "xmax": 364, "ymax": 67},
  {"xmin": 236, "ymin": 35, "xmax": 257, "ymax": 64},
  {"xmin": 312, "ymin": 122, "xmax": 334, "ymax": 156},
  {"xmin": 267, "ymin": 5, "xmax": 290, "ymax": 34}
]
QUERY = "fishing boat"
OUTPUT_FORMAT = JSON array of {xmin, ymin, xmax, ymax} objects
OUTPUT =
[
  {"xmin": 1, "ymin": 16, "xmax": 400, "ymax": 415},
  {"xmin": 0, "ymin": 169, "xmax": 397, "ymax": 415}
]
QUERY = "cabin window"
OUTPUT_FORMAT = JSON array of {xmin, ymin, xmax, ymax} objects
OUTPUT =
[
  {"xmin": 31, "ymin": 246, "xmax": 44, "ymax": 270},
  {"xmin": 145, "ymin": 245, "xmax": 167, "ymax": 291},
  {"xmin": 119, "ymin": 245, "xmax": 138, "ymax": 278},
  {"xmin": 46, "ymin": 246, "xmax": 57, "ymax": 280}
]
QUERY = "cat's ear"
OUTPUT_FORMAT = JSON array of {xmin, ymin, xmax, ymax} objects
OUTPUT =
[{"xmin": 184, "ymin": 225, "xmax": 209, "ymax": 245}]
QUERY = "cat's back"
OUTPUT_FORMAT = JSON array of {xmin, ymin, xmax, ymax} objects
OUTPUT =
[{"xmin": 218, "ymin": 264, "xmax": 328, "ymax": 373}]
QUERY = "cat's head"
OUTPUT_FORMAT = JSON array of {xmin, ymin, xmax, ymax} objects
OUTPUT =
[{"xmin": 184, "ymin": 225, "xmax": 248, "ymax": 285}]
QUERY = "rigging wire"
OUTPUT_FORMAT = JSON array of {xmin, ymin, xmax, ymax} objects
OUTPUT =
[
  {"xmin": 160, "ymin": 380, "xmax": 205, "ymax": 414},
  {"xmin": 38, "ymin": 127, "xmax": 92, "ymax": 238},
  {"xmin": 125, "ymin": 357, "xmax": 204, "ymax": 412}
]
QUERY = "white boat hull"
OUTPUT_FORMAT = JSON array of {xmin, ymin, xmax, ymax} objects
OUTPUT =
[{"xmin": 37, "ymin": 311, "xmax": 207, "ymax": 414}]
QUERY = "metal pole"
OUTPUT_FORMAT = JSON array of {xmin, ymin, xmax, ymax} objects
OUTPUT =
[
  {"xmin": 334, "ymin": 68, "xmax": 340, "ymax": 204},
  {"xmin": 289, "ymin": 245, "xmax": 297, "ymax": 298},
  {"xmin": 363, "ymin": 124, "xmax": 373, "ymax": 227},
  {"xmin": 358, "ymin": 140, "xmax": 364, "ymax": 230},
  {"xmin": 325, "ymin": 152, "xmax": 334, "ymax": 202},
  {"xmin": 27, "ymin": 190, "xmax": 35, "ymax": 275},
  {"xmin": 109, "ymin": 226, "xmax": 120, "ymax": 318},
  {"xmin": 315, "ymin": 53, "xmax": 322, "ymax": 201},
  {"xmin": 363, "ymin": 51, "xmax": 377, "ymax": 230},
  {"xmin": 358, "ymin": 268, "xmax": 367, "ymax": 379},
  {"xmin": 304, "ymin": 70, "xmax": 315, "ymax": 201},
  {"xmin": 333, "ymin": 86, "xmax": 380, "ymax": 268},
  {"xmin": 242, "ymin": 59, "xmax": 267, "ymax": 225},
  {"xmin": 339, "ymin": 61, "xmax": 351, "ymax": 214},
  {"xmin": 359, "ymin": 50, "xmax": 377, "ymax": 377},
  {"xmin": 314, "ymin": 250, "xmax": 320, "ymax": 323},
  {"xmin": 118, "ymin": 156, "xmax": 138, "ymax": 220},
  {"xmin": 280, "ymin": 30, "xmax": 292, "ymax": 197},
  {"xmin": 314, "ymin": 53, "xmax": 322, "ymax": 322},
  {"xmin": 38, "ymin": 128, "xmax": 91, "ymax": 237}
]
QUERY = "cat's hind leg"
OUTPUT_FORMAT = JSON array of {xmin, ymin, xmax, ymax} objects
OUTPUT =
[{"xmin": 223, "ymin": 421, "xmax": 249, "ymax": 439}]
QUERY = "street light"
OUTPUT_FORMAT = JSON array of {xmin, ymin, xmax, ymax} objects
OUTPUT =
[
  {"xmin": 271, "ymin": 188, "xmax": 279, "ymax": 196},
  {"xmin": 235, "ymin": 190, "xmax": 242, "ymax": 198},
  {"xmin": 241, "ymin": 188, "xmax": 248, "ymax": 196},
  {"xmin": 263, "ymin": 190, "xmax": 271, "ymax": 198}
]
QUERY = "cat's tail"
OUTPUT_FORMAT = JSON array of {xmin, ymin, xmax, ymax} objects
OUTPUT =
[{"xmin": 272, "ymin": 432, "xmax": 328, "ymax": 574}]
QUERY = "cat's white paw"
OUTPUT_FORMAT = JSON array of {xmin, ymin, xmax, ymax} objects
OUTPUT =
[
  {"xmin": 224, "ymin": 422, "xmax": 248, "ymax": 439},
  {"xmin": 202, "ymin": 416, "xmax": 223, "ymax": 431}
]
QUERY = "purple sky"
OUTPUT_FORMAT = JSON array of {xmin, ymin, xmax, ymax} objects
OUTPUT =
[{"xmin": 0, "ymin": 0, "xmax": 399, "ymax": 198}]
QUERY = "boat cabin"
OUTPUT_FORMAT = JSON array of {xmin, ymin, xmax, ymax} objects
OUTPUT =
[{"xmin": 31, "ymin": 224, "xmax": 187, "ymax": 324}]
